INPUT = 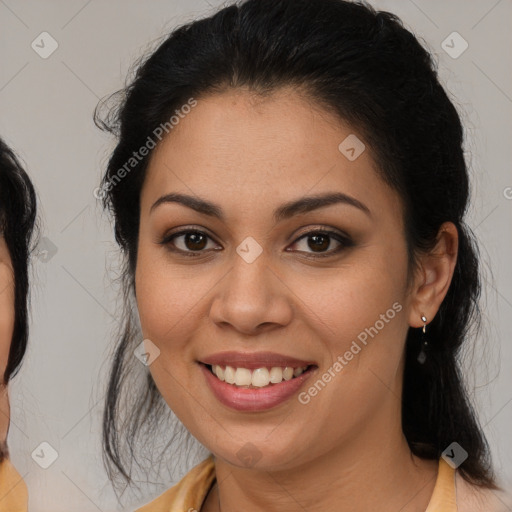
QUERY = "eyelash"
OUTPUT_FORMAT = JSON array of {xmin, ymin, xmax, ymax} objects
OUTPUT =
[{"xmin": 159, "ymin": 227, "xmax": 354, "ymax": 259}]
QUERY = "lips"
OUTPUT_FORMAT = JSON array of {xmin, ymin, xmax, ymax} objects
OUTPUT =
[{"xmin": 198, "ymin": 351, "xmax": 318, "ymax": 411}]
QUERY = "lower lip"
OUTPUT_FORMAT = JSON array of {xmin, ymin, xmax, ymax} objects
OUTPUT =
[{"xmin": 200, "ymin": 363, "xmax": 316, "ymax": 412}]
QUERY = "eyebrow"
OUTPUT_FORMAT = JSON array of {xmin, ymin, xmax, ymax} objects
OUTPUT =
[{"xmin": 150, "ymin": 191, "xmax": 371, "ymax": 222}]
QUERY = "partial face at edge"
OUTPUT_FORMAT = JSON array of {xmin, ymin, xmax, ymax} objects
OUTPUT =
[
  {"xmin": 0, "ymin": 235, "xmax": 15, "ymax": 441},
  {"xmin": 134, "ymin": 87, "xmax": 416, "ymax": 471}
]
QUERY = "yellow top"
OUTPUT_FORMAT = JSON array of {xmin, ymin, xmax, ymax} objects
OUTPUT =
[
  {"xmin": 136, "ymin": 455, "xmax": 457, "ymax": 511},
  {"xmin": 0, "ymin": 458, "xmax": 28, "ymax": 511}
]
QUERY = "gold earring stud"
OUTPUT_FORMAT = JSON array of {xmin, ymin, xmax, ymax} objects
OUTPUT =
[{"xmin": 421, "ymin": 314, "xmax": 427, "ymax": 333}]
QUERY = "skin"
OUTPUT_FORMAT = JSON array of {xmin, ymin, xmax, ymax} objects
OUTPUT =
[
  {"xmin": 0, "ymin": 235, "xmax": 15, "ymax": 454},
  {"xmin": 134, "ymin": 86, "xmax": 489, "ymax": 511}
]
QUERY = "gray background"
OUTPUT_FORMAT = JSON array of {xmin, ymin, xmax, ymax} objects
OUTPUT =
[{"xmin": 1, "ymin": 0, "xmax": 511, "ymax": 510}]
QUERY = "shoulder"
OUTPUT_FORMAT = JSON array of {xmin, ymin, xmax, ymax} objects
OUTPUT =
[
  {"xmin": 135, "ymin": 455, "xmax": 216, "ymax": 512},
  {"xmin": 455, "ymin": 471, "xmax": 512, "ymax": 512},
  {"xmin": 0, "ymin": 456, "xmax": 28, "ymax": 511}
]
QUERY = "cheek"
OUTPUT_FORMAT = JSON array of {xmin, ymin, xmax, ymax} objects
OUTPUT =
[
  {"xmin": 298, "ymin": 249, "xmax": 407, "ymax": 351},
  {"xmin": 292, "ymin": 245, "xmax": 409, "ymax": 411},
  {"xmin": 134, "ymin": 252, "xmax": 200, "ymax": 417},
  {"xmin": 135, "ymin": 262, "xmax": 186, "ymax": 354},
  {"xmin": 134, "ymin": 243, "xmax": 213, "ymax": 362}
]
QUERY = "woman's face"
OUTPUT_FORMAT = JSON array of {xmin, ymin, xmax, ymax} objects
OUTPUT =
[
  {"xmin": 135, "ymin": 88, "xmax": 420, "ymax": 471},
  {"xmin": 0, "ymin": 235, "xmax": 15, "ymax": 439}
]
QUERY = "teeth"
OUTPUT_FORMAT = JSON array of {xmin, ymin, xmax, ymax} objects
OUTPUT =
[
  {"xmin": 211, "ymin": 364, "xmax": 309, "ymax": 387},
  {"xmin": 283, "ymin": 367, "xmax": 294, "ymax": 380},
  {"xmin": 251, "ymin": 368, "xmax": 269, "ymax": 387},
  {"xmin": 269, "ymin": 367, "xmax": 282, "ymax": 383},
  {"xmin": 234, "ymin": 368, "xmax": 252, "ymax": 386},
  {"xmin": 224, "ymin": 365, "xmax": 235, "ymax": 384}
]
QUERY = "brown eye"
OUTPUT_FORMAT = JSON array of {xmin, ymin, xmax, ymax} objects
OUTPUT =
[
  {"xmin": 306, "ymin": 233, "xmax": 330, "ymax": 252},
  {"xmin": 289, "ymin": 230, "xmax": 353, "ymax": 258},
  {"xmin": 181, "ymin": 232, "xmax": 208, "ymax": 251},
  {"xmin": 160, "ymin": 230, "xmax": 218, "ymax": 256}
]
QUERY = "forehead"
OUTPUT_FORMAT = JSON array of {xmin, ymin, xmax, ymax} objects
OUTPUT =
[{"xmin": 141, "ymin": 88, "xmax": 402, "ymax": 224}]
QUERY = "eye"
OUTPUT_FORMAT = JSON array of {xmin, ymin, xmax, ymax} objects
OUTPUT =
[
  {"xmin": 287, "ymin": 229, "xmax": 353, "ymax": 258},
  {"xmin": 159, "ymin": 229, "xmax": 220, "ymax": 257}
]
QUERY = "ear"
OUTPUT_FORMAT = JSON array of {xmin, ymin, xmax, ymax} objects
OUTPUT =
[{"xmin": 408, "ymin": 221, "xmax": 459, "ymax": 329}]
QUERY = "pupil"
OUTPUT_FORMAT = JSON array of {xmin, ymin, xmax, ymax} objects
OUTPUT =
[
  {"xmin": 186, "ymin": 232, "xmax": 206, "ymax": 250},
  {"xmin": 309, "ymin": 234, "xmax": 329, "ymax": 252}
]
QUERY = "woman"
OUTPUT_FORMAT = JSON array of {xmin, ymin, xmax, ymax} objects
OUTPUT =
[
  {"xmin": 0, "ymin": 137, "xmax": 36, "ymax": 511},
  {"xmin": 96, "ymin": 0, "xmax": 508, "ymax": 510}
]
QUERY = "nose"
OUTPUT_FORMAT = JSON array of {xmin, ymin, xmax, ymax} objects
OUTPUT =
[{"xmin": 208, "ymin": 248, "xmax": 294, "ymax": 336}]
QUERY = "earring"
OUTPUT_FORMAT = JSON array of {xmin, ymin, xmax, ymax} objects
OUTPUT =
[{"xmin": 417, "ymin": 314, "xmax": 428, "ymax": 364}]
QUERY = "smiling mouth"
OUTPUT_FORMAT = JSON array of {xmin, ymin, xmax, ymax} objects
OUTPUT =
[{"xmin": 204, "ymin": 363, "xmax": 317, "ymax": 388}]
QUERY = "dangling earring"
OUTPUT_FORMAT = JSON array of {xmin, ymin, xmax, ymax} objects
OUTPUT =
[{"xmin": 417, "ymin": 314, "xmax": 428, "ymax": 364}]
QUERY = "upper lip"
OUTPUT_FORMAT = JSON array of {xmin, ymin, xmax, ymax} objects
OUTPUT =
[{"xmin": 199, "ymin": 351, "xmax": 317, "ymax": 370}]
